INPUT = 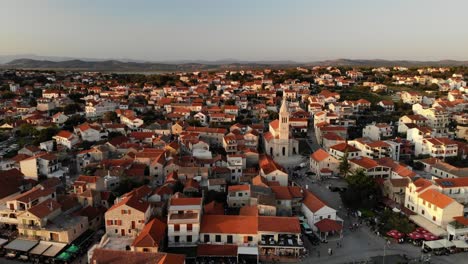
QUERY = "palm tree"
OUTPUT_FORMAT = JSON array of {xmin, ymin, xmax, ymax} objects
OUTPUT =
[{"xmin": 339, "ymin": 150, "xmax": 351, "ymax": 177}]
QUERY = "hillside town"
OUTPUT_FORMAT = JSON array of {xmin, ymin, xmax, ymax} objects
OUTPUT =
[{"xmin": 0, "ymin": 65, "xmax": 466, "ymax": 264}]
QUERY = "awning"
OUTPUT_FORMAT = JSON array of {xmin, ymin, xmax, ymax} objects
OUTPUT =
[
  {"xmin": 424, "ymin": 239, "xmax": 454, "ymax": 249},
  {"xmin": 452, "ymin": 240, "xmax": 468, "ymax": 249},
  {"xmin": 4, "ymin": 239, "xmax": 38, "ymax": 252},
  {"xmin": 42, "ymin": 242, "xmax": 67, "ymax": 257},
  {"xmin": 197, "ymin": 244, "xmax": 238, "ymax": 257},
  {"xmin": 238, "ymin": 246, "xmax": 258, "ymax": 255},
  {"xmin": 29, "ymin": 242, "xmax": 53, "ymax": 256},
  {"xmin": 0, "ymin": 238, "xmax": 8, "ymax": 247},
  {"xmin": 409, "ymin": 215, "xmax": 447, "ymax": 237},
  {"xmin": 66, "ymin": 244, "xmax": 80, "ymax": 254},
  {"xmin": 315, "ymin": 219, "xmax": 343, "ymax": 232},
  {"xmin": 56, "ymin": 252, "xmax": 72, "ymax": 261}
]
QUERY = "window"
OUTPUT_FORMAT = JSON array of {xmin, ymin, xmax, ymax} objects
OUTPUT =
[
  {"xmin": 227, "ymin": 235, "xmax": 233, "ymax": 244},
  {"xmin": 238, "ymin": 193, "xmax": 243, "ymax": 197},
  {"xmin": 174, "ymin": 224, "xmax": 180, "ymax": 231},
  {"xmin": 432, "ymin": 216, "xmax": 436, "ymax": 221},
  {"xmin": 174, "ymin": 236, "xmax": 179, "ymax": 243},
  {"xmin": 328, "ymin": 215, "xmax": 331, "ymax": 219},
  {"xmin": 115, "ymin": 229, "xmax": 118, "ymax": 233},
  {"xmin": 204, "ymin": 234, "xmax": 210, "ymax": 242},
  {"xmin": 248, "ymin": 236, "xmax": 253, "ymax": 242},
  {"xmin": 187, "ymin": 235, "xmax": 192, "ymax": 242},
  {"xmin": 216, "ymin": 235, "xmax": 221, "ymax": 242},
  {"xmin": 421, "ymin": 210, "xmax": 425, "ymax": 215},
  {"xmin": 143, "ymin": 248, "xmax": 149, "ymax": 252},
  {"xmin": 187, "ymin": 224, "xmax": 193, "ymax": 231}
]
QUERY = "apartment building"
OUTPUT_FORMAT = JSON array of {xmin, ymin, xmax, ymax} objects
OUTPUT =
[
  {"xmin": 362, "ymin": 123, "xmax": 393, "ymax": 141},
  {"xmin": 413, "ymin": 105, "xmax": 450, "ymax": 135},
  {"xmin": 85, "ymin": 100, "xmax": 118, "ymax": 118},
  {"xmin": 398, "ymin": 115, "xmax": 428, "ymax": 134},
  {"xmin": 349, "ymin": 157, "xmax": 391, "ymax": 179},
  {"xmin": 17, "ymin": 198, "xmax": 89, "ymax": 244},
  {"xmin": 349, "ymin": 138, "xmax": 400, "ymax": 161},
  {"xmin": 167, "ymin": 195, "xmax": 203, "ymax": 247},
  {"xmin": 19, "ymin": 153, "xmax": 63, "ymax": 180},
  {"xmin": 415, "ymin": 137, "xmax": 458, "ymax": 158}
]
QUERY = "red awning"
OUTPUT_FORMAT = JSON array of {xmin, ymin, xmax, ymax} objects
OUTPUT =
[{"xmin": 315, "ymin": 219, "xmax": 343, "ymax": 232}]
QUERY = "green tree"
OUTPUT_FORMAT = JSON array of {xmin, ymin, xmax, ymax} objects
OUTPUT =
[
  {"xmin": 63, "ymin": 103, "xmax": 82, "ymax": 115},
  {"xmin": 18, "ymin": 123, "xmax": 38, "ymax": 137},
  {"xmin": 339, "ymin": 150, "xmax": 351, "ymax": 177},
  {"xmin": 35, "ymin": 126, "xmax": 60, "ymax": 144},
  {"xmin": 103, "ymin": 111, "xmax": 118, "ymax": 122},
  {"xmin": 32, "ymin": 88, "xmax": 43, "ymax": 98},
  {"xmin": 340, "ymin": 169, "xmax": 382, "ymax": 210},
  {"xmin": 346, "ymin": 169, "xmax": 375, "ymax": 189}
]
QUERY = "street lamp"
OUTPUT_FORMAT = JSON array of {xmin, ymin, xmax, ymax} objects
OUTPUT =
[{"xmin": 383, "ymin": 239, "xmax": 390, "ymax": 264}]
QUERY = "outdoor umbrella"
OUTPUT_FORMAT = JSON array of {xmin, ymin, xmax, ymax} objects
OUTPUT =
[
  {"xmin": 386, "ymin": 230, "xmax": 404, "ymax": 239},
  {"xmin": 423, "ymin": 233, "xmax": 438, "ymax": 241},
  {"xmin": 408, "ymin": 232, "xmax": 423, "ymax": 240}
]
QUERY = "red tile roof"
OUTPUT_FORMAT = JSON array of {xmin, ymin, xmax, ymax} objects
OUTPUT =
[
  {"xmin": 350, "ymin": 157, "xmax": 379, "ymax": 169},
  {"xmin": 258, "ymin": 216, "xmax": 301, "ymax": 233},
  {"xmin": 315, "ymin": 219, "xmax": 343, "ymax": 232},
  {"xmin": 419, "ymin": 189, "xmax": 454, "ymax": 209},
  {"xmin": 310, "ymin": 149, "xmax": 330, "ymax": 162},
  {"xmin": 302, "ymin": 190, "xmax": 327, "ymax": 213},
  {"xmin": 200, "ymin": 215, "xmax": 258, "ymax": 234},
  {"xmin": 170, "ymin": 197, "xmax": 202, "ymax": 206},
  {"xmin": 27, "ymin": 198, "xmax": 61, "ymax": 218},
  {"xmin": 132, "ymin": 218, "xmax": 167, "ymax": 248},
  {"xmin": 228, "ymin": 185, "xmax": 250, "ymax": 192}
]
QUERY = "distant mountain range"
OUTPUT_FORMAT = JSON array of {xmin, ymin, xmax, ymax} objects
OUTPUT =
[{"xmin": 2, "ymin": 56, "xmax": 468, "ymax": 72}]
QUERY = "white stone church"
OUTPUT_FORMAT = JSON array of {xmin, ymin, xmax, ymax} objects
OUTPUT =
[{"xmin": 263, "ymin": 97, "xmax": 299, "ymax": 159}]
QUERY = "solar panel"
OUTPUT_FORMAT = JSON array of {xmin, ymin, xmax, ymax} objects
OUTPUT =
[{"xmin": 441, "ymin": 181, "xmax": 453, "ymax": 187}]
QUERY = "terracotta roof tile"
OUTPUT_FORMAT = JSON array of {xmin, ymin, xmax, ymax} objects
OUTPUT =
[{"xmin": 419, "ymin": 189, "xmax": 455, "ymax": 209}]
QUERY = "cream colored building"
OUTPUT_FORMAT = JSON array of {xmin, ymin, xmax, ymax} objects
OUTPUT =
[
  {"xmin": 263, "ymin": 98, "xmax": 299, "ymax": 159},
  {"xmin": 105, "ymin": 186, "xmax": 153, "ymax": 237},
  {"xmin": 167, "ymin": 195, "xmax": 202, "ymax": 247}
]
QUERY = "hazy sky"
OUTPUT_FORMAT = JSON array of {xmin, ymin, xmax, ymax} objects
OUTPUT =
[{"xmin": 1, "ymin": 0, "xmax": 468, "ymax": 61}]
